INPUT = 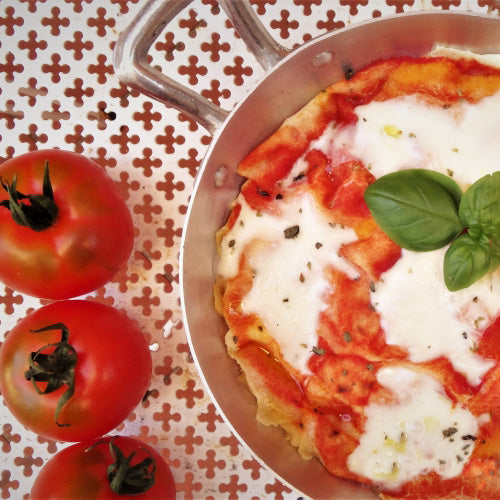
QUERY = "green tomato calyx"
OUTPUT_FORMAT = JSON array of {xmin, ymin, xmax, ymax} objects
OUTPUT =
[
  {"xmin": 24, "ymin": 322, "xmax": 77, "ymax": 427},
  {"xmin": 0, "ymin": 161, "xmax": 59, "ymax": 231},
  {"xmin": 101, "ymin": 437, "xmax": 156, "ymax": 495}
]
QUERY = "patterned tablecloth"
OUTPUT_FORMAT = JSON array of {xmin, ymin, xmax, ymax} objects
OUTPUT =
[{"xmin": 1, "ymin": 0, "xmax": 499, "ymax": 498}]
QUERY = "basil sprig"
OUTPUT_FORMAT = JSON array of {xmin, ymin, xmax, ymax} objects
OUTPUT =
[{"xmin": 364, "ymin": 169, "xmax": 500, "ymax": 291}]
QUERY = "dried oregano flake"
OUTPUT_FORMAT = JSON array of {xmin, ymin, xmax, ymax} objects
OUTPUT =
[{"xmin": 284, "ymin": 225, "xmax": 300, "ymax": 239}]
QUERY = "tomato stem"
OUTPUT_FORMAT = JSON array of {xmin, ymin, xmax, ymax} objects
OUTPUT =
[
  {"xmin": 105, "ymin": 438, "xmax": 156, "ymax": 494},
  {"xmin": 0, "ymin": 161, "xmax": 59, "ymax": 231},
  {"xmin": 24, "ymin": 322, "xmax": 77, "ymax": 427}
]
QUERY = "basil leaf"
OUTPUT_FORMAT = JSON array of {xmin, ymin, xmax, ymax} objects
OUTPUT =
[
  {"xmin": 491, "ymin": 235, "xmax": 500, "ymax": 268},
  {"xmin": 459, "ymin": 172, "xmax": 500, "ymax": 239},
  {"xmin": 443, "ymin": 232, "xmax": 492, "ymax": 291},
  {"xmin": 421, "ymin": 169, "xmax": 463, "ymax": 207},
  {"xmin": 364, "ymin": 169, "xmax": 463, "ymax": 251}
]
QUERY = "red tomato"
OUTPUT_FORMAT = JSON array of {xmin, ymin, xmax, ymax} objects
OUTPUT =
[
  {"xmin": 0, "ymin": 300, "xmax": 152, "ymax": 442},
  {"xmin": 30, "ymin": 436, "xmax": 176, "ymax": 499},
  {"xmin": 0, "ymin": 149, "xmax": 133, "ymax": 299}
]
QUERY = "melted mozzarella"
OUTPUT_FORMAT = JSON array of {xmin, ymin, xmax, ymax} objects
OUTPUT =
[
  {"xmin": 371, "ymin": 248, "xmax": 497, "ymax": 386},
  {"xmin": 347, "ymin": 366, "xmax": 481, "ymax": 490},
  {"xmin": 218, "ymin": 193, "xmax": 359, "ymax": 373},
  {"xmin": 333, "ymin": 91, "xmax": 500, "ymax": 188}
]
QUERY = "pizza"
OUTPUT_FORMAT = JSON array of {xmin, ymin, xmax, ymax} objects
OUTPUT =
[{"xmin": 214, "ymin": 48, "xmax": 500, "ymax": 498}]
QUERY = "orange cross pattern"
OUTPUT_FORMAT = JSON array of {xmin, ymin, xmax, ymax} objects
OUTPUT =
[{"xmin": 2, "ymin": 1, "xmax": 500, "ymax": 499}]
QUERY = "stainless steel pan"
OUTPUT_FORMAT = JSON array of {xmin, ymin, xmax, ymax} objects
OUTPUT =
[{"xmin": 114, "ymin": 3, "xmax": 500, "ymax": 497}]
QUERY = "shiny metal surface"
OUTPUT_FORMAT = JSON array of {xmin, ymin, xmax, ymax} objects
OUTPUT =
[
  {"xmin": 217, "ymin": 0, "xmax": 290, "ymax": 71},
  {"xmin": 115, "ymin": 5, "xmax": 500, "ymax": 498},
  {"xmin": 114, "ymin": 0, "xmax": 289, "ymax": 133},
  {"xmin": 114, "ymin": 0, "xmax": 227, "ymax": 134}
]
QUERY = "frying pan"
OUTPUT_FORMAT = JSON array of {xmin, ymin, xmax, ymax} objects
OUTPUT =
[{"xmin": 114, "ymin": 2, "xmax": 500, "ymax": 497}]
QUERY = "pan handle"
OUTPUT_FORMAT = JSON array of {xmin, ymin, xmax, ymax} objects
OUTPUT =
[
  {"xmin": 113, "ymin": 0, "xmax": 289, "ymax": 135},
  {"xmin": 218, "ymin": 0, "xmax": 290, "ymax": 71}
]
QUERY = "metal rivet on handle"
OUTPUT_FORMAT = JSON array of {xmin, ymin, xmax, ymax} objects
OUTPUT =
[
  {"xmin": 312, "ymin": 51, "xmax": 335, "ymax": 67},
  {"xmin": 214, "ymin": 165, "xmax": 229, "ymax": 187}
]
